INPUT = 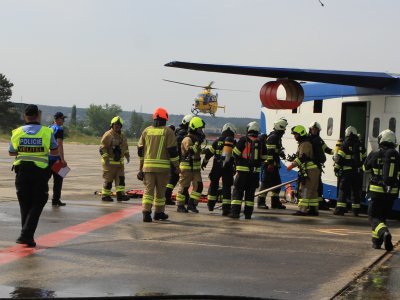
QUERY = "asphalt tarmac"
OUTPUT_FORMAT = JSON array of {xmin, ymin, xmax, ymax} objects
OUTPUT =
[{"xmin": 0, "ymin": 143, "xmax": 399, "ymax": 299}]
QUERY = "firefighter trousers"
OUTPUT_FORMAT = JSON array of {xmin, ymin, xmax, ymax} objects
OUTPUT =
[
  {"xmin": 142, "ymin": 171, "xmax": 170, "ymax": 213},
  {"xmin": 298, "ymin": 168, "xmax": 320, "ymax": 211},
  {"xmin": 258, "ymin": 167, "xmax": 282, "ymax": 207},
  {"xmin": 336, "ymin": 170, "xmax": 362, "ymax": 213},
  {"xmin": 368, "ymin": 193, "xmax": 395, "ymax": 244},
  {"xmin": 102, "ymin": 163, "xmax": 126, "ymax": 196},
  {"xmin": 231, "ymin": 171, "xmax": 260, "ymax": 218},
  {"xmin": 207, "ymin": 164, "xmax": 234, "ymax": 213},
  {"xmin": 176, "ymin": 170, "xmax": 203, "ymax": 206}
]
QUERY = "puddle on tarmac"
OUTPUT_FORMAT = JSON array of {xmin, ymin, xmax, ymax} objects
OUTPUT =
[
  {"xmin": 336, "ymin": 253, "xmax": 400, "ymax": 299},
  {"xmin": 9, "ymin": 287, "xmax": 56, "ymax": 298}
]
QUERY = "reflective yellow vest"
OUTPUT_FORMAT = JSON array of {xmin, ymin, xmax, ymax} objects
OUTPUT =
[{"xmin": 11, "ymin": 126, "xmax": 52, "ymax": 169}]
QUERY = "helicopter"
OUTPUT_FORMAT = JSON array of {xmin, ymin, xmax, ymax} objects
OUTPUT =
[{"xmin": 163, "ymin": 79, "xmax": 228, "ymax": 117}]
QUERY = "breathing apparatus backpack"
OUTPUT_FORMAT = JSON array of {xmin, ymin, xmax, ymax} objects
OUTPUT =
[
  {"xmin": 309, "ymin": 136, "xmax": 326, "ymax": 166},
  {"xmin": 381, "ymin": 148, "xmax": 400, "ymax": 187}
]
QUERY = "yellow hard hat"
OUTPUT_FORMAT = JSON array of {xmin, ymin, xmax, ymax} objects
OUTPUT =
[{"xmin": 110, "ymin": 116, "xmax": 123, "ymax": 126}]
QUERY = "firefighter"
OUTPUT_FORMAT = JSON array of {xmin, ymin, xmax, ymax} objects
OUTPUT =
[
  {"xmin": 99, "ymin": 116, "xmax": 131, "ymax": 202},
  {"xmin": 137, "ymin": 107, "xmax": 180, "ymax": 222},
  {"xmin": 201, "ymin": 122, "xmax": 237, "ymax": 216},
  {"xmin": 364, "ymin": 129, "xmax": 399, "ymax": 251},
  {"xmin": 333, "ymin": 126, "xmax": 366, "ymax": 216},
  {"xmin": 230, "ymin": 121, "xmax": 262, "ymax": 219},
  {"xmin": 176, "ymin": 116, "xmax": 206, "ymax": 213},
  {"xmin": 165, "ymin": 114, "xmax": 193, "ymax": 205},
  {"xmin": 308, "ymin": 121, "xmax": 334, "ymax": 210},
  {"xmin": 257, "ymin": 117, "xmax": 288, "ymax": 209},
  {"xmin": 287, "ymin": 125, "xmax": 321, "ymax": 216}
]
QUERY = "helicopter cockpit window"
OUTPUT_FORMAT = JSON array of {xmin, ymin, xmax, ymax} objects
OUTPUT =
[
  {"xmin": 389, "ymin": 117, "xmax": 396, "ymax": 133},
  {"xmin": 372, "ymin": 117, "xmax": 380, "ymax": 138}
]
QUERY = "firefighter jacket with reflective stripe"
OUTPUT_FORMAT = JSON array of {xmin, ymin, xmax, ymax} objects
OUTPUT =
[
  {"xmin": 233, "ymin": 135, "xmax": 262, "ymax": 173},
  {"xmin": 138, "ymin": 126, "xmax": 179, "ymax": 172},
  {"xmin": 100, "ymin": 129, "xmax": 130, "ymax": 165},
  {"xmin": 180, "ymin": 134, "xmax": 202, "ymax": 171},
  {"xmin": 11, "ymin": 126, "xmax": 52, "ymax": 169},
  {"xmin": 335, "ymin": 136, "xmax": 366, "ymax": 172},
  {"xmin": 203, "ymin": 134, "xmax": 236, "ymax": 167},
  {"xmin": 293, "ymin": 139, "xmax": 318, "ymax": 172},
  {"xmin": 265, "ymin": 130, "xmax": 284, "ymax": 167},
  {"xmin": 364, "ymin": 148, "xmax": 400, "ymax": 195}
]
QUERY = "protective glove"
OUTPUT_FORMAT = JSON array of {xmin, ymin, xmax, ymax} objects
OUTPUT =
[
  {"xmin": 126, "ymin": 156, "xmax": 130, "ymax": 164},
  {"xmin": 137, "ymin": 170, "xmax": 144, "ymax": 181},
  {"xmin": 287, "ymin": 164, "xmax": 295, "ymax": 171}
]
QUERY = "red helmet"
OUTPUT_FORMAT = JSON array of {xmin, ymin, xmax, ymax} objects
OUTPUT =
[{"xmin": 153, "ymin": 107, "xmax": 169, "ymax": 121}]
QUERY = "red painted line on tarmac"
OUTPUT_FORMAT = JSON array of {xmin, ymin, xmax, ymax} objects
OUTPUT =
[{"xmin": 0, "ymin": 205, "xmax": 142, "ymax": 266}]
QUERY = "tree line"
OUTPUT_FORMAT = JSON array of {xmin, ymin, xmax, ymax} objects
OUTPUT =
[{"xmin": 1, "ymin": 73, "xmax": 253, "ymax": 137}]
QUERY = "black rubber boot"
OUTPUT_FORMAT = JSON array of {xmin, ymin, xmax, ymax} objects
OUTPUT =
[
  {"xmin": 101, "ymin": 195, "xmax": 113, "ymax": 202},
  {"xmin": 165, "ymin": 188, "xmax": 175, "ymax": 205},
  {"xmin": 221, "ymin": 204, "xmax": 231, "ymax": 216},
  {"xmin": 142, "ymin": 211, "xmax": 152, "ymax": 222},
  {"xmin": 207, "ymin": 199, "xmax": 216, "ymax": 211},
  {"xmin": 352, "ymin": 208, "xmax": 360, "ymax": 217},
  {"xmin": 383, "ymin": 232, "xmax": 393, "ymax": 251},
  {"xmin": 154, "ymin": 212, "xmax": 169, "ymax": 221},
  {"xmin": 116, "ymin": 192, "xmax": 130, "ymax": 201},
  {"xmin": 307, "ymin": 206, "xmax": 319, "ymax": 216},
  {"xmin": 271, "ymin": 196, "xmax": 286, "ymax": 209},
  {"xmin": 257, "ymin": 197, "xmax": 269, "ymax": 209},
  {"xmin": 177, "ymin": 205, "xmax": 188, "ymax": 213},
  {"xmin": 187, "ymin": 199, "xmax": 199, "ymax": 213},
  {"xmin": 333, "ymin": 208, "xmax": 345, "ymax": 216},
  {"xmin": 229, "ymin": 205, "xmax": 241, "ymax": 219}
]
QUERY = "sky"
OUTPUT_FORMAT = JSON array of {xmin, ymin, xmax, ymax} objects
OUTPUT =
[{"xmin": 1, "ymin": 0, "xmax": 400, "ymax": 118}]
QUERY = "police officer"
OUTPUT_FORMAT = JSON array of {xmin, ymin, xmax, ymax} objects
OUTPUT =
[
  {"xmin": 257, "ymin": 117, "xmax": 288, "ymax": 209},
  {"xmin": 99, "ymin": 116, "xmax": 131, "ymax": 202},
  {"xmin": 364, "ymin": 129, "xmax": 399, "ymax": 251},
  {"xmin": 165, "ymin": 114, "xmax": 193, "ymax": 205},
  {"xmin": 287, "ymin": 125, "xmax": 321, "ymax": 216},
  {"xmin": 9, "ymin": 105, "xmax": 59, "ymax": 247},
  {"xmin": 138, "ymin": 107, "xmax": 180, "ymax": 222},
  {"xmin": 49, "ymin": 112, "xmax": 68, "ymax": 206},
  {"xmin": 333, "ymin": 126, "xmax": 366, "ymax": 216},
  {"xmin": 308, "ymin": 121, "xmax": 334, "ymax": 210},
  {"xmin": 202, "ymin": 122, "xmax": 236, "ymax": 216},
  {"xmin": 176, "ymin": 116, "xmax": 205, "ymax": 213},
  {"xmin": 230, "ymin": 121, "xmax": 262, "ymax": 219}
]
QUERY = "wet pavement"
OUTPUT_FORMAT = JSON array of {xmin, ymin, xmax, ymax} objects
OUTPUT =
[{"xmin": 0, "ymin": 143, "xmax": 399, "ymax": 299}]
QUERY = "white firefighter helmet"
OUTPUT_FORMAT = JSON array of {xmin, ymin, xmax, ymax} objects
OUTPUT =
[
  {"xmin": 309, "ymin": 121, "xmax": 322, "ymax": 131},
  {"xmin": 222, "ymin": 123, "xmax": 237, "ymax": 134},
  {"xmin": 345, "ymin": 126, "xmax": 357, "ymax": 137},
  {"xmin": 378, "ymin": 129, "xmax": 397, "ymax": 145},
  {"xmin": 181, "ymin": 114, "xmax": 193, "ymax": 125},
  {"xmin": 246, "ymin": 121, "xmax": 260, "ymax": 133},
  {"xmin": 273, "ymin": 117, "xmax": 288, "ymax": 131}
]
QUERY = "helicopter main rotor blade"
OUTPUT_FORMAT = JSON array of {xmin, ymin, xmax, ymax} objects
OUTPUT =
[
  {"xmin": 163, "ymin": 79, "xmax": 249, "ymax": 92},
  {"xmin": 163, "ymin": 79, "xmax": 209, "ymax": 89}
]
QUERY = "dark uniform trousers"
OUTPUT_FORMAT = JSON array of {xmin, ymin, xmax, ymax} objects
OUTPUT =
[
  {"xmin": 231, "ymin": 171, "xmax": 260, "ymax": 217},
  {"xmin": 165, "ymin": 166, "xmax": 180, "ymax": 202},
  {"xmin": 49, "ymin": 160, "xmax": 63, "ymax": 201},
  {"xmin": 368, "ymin": 193, "xmax": 395, "ymax": 244},
  {"xmin": 208, "ymin": 163, "xmax": 234, "ymax": 213},
  {"xmin": 15, "ymin": 162, "xmax": 50, "ymax": 239},
  {"xmin": 258, "ymin": 167, "xmax": 281, "ymax": 207},
  {"xmin": 337, "ymin": 170, "xmax": 362, "ymax": 212}
]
